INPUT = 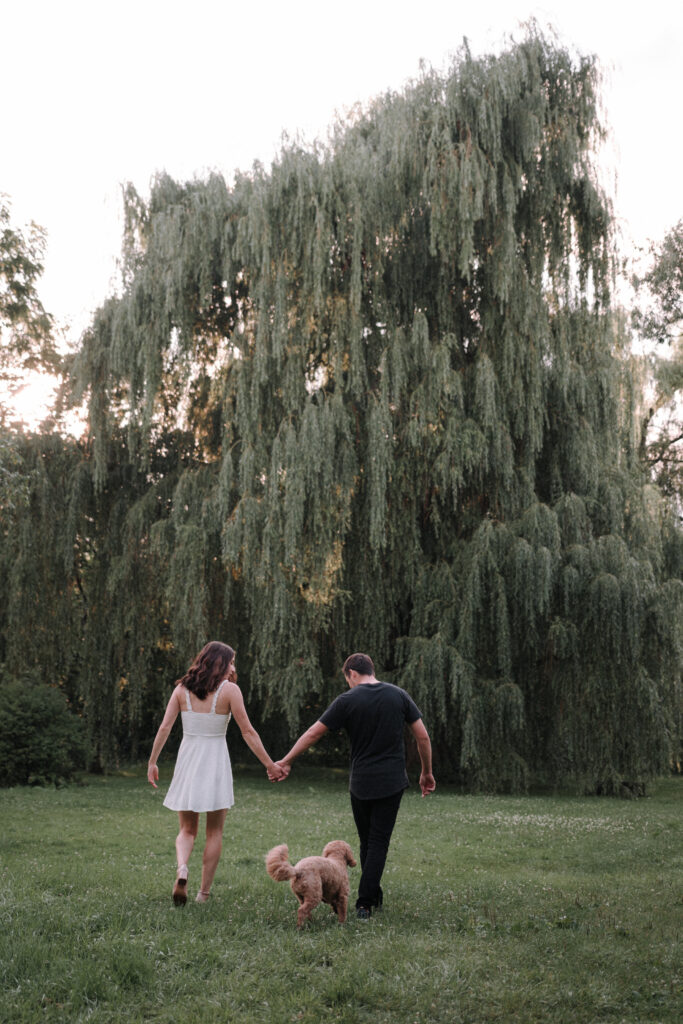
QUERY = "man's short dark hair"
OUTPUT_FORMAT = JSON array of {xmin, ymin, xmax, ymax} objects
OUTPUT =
[{"xmin": 343, "ymin": 653, "xmax": 375, "ymax": 677}]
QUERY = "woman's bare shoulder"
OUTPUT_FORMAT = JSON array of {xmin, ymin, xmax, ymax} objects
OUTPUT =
[
  {"xmin": 223, "ymin": 679, "xmax": 242, "ymax": 699},
  {"xmin": 220, "ymin": 679, "xmax": 244, "ymax": 711},
  {"xmin": 171, "ymin": 683, "xmax": 186, "ymax": 705}
]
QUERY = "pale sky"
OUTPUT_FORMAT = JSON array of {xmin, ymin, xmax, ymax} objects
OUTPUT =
[{"xmin": 2, "ymin": 0, "xmax": 682, "ymax": 419}]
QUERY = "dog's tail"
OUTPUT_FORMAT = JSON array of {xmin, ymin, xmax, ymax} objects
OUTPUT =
[{"xmin": 265, "ymin": 844, "xmax": 296, "ymax": 882}]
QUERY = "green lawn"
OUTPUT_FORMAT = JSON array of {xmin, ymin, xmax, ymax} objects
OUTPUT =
[{"xmin": 0, "ymin": 768, "xmax": 680, "ymax": 1023}]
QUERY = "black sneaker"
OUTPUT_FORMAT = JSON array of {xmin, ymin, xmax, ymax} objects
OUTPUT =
[{"xmin": 356, "ymin": 906, "xmax": 371, "ymax": 920}]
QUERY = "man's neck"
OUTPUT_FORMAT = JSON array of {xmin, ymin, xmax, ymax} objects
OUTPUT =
[{"xmin": 352, "ymin": 674, "xmax": 378, "ymax": 687}]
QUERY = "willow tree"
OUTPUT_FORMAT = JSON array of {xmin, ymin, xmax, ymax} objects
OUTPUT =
[
  {"xmin": 633, "ymin": 221, "xmax": 683, "ymax": 505},
  {"xmin": 53, "ymin": 28, "xmax": 681, "ymax": 787}
]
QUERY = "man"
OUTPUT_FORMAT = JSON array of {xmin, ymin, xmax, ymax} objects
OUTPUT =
[{"xmin": 273, "ymin": 652, "xmax": 435, "ymax": 919}]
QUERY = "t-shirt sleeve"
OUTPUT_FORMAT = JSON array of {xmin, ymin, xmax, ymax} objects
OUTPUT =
[
  {"xmin": 319, "ymin": 694, "xmax": 348, "ymax": 732},
  {"xmin": 403, "ymin": 690, "xmax": 422, "ymax": 724}
]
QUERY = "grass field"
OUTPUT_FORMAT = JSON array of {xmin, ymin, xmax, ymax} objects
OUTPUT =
[{"xmin": 0, "ymin": 767, "xmax": 680, "ymax": 1023}]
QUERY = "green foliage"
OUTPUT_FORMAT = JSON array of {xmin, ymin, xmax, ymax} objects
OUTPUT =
[
  {"xmin": 0, "ymin": 195, "xmax": 58, "ymax": 399},
  {"xmin": 633, "ymin": 221, "xmax": 683, "ymax": 504},
  {"xmin": 0, "ymin": 676, "xmax": 87, "ymax": 786},
  {"xmin": 634, "ymin": 220, "xmax": 683, "ymax": 346},
  {"xmin": 0, "ymin": 428, "xmax": 29, "ymax": 520},
  {"xmin": 2, "ymin": 28, "xmax": 681, "ymax": 790}
]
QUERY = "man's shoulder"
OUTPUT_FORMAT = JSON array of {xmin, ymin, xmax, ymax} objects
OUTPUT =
[
  {"xmin": 377, "ymin": 681, "xmax": 422, "ymax": 720},
  {"xmin": 352, "ymin": 680, "xmax": 400, "ymax": 699},
  {"xmin": 325, "ymin": 683, "xmax": 392, "ymax": 710},
  {"xmin": 325, "ymin": 680, "xmax": 418, "ymax": 707},
  {"xmin": 319, "ymin": 689, "xmax": 353, "ymax": 723},
  {"xmin": 376, "ymin": 680, "xmax": 414, "ymax": 700}
]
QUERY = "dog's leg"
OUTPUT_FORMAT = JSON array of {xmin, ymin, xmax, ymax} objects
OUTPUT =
[
  {"xmin": 297, "ymin": 899, "xmax": 317, "ymax": 928},
  {"xmin": 336, "ymin": 894, "xmax": 348, "ymax": 924}
]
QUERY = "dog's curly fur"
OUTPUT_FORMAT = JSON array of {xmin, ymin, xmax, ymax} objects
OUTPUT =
[{"xmin": 265, "ymin": 840, "xmax": 356, "ymax": 927}]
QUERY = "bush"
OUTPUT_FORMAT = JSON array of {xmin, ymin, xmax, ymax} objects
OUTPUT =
[{"xmin": 0, "ymin": 679, "xmax": 87, "ymax": 786}]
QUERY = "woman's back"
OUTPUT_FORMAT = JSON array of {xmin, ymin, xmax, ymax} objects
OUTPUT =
[
  {"xmin": 182, "ymin": 678, "xmax": 232, "ymax": 714},
  {"xmin": 180, "ymin": 681, "xmax": 231, "ymax": 737}
]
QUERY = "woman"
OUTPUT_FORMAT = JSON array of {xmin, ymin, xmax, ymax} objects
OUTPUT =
[{"xmin": 148, "ymin": 641, "xmax": 283, "ymax": 904}]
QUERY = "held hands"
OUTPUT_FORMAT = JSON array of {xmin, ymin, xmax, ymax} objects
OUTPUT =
[
  {"xmin": 147, "ymin": 763, "xmax": 159, "ymax": 789},
  {"xmin": 419, "ymin": 772, "xmax": 436, "ymax": 798},
  {"xmin": 267, "ymin": 760, "xmax": 291, "ymax": 782}
]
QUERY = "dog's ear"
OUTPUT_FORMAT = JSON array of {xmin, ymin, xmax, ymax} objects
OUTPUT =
[{"xmin": 346, "ymin": 845, "xmax": 357, "ymax": 867}]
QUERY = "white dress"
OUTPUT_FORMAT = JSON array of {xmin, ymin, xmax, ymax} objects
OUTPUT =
[{"xmin": 163, "ymin": 680, "xmax": 234, "ymax": 812}]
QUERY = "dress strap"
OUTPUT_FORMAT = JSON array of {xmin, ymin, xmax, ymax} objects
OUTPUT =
[
  {"xmin": 210, "ymin": 678, "xmax": 228, "ymax": 713},
  {"xmin": 184, "ymin": 687, "xmax": 192, "ymax": 712}
]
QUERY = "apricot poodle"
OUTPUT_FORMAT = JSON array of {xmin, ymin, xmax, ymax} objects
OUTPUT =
[{"xmin": 265, "ymin": 840, "xmax": 356, "ymax": 927}]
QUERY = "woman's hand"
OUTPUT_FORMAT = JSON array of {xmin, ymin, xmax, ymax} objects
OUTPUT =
[
  {"xmin": 147, "ymin": 762, "xmax": 159, "ymax": 788},
  {"xmin": 267, "ymin": 761, "xmax": 290, "ymax": 782}
]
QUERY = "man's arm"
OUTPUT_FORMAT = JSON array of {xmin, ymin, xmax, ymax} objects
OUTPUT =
[
  {"xmin": 277, "ymin": 721, "xmax": 329, "ymax": 772},
  {"xmin": 409, "ymin": 718, "xmax": 435, "ymax": 797}
]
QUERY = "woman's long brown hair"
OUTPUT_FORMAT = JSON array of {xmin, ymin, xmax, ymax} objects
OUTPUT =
[{"xmin": 177, "ymin": 641, "xmax": 235, "ymax": 700}]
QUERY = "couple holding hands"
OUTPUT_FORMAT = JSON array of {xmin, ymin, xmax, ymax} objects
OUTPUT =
[{"xmin": 148, "ymin": 642, "xmax": 434, "ymax": 914}]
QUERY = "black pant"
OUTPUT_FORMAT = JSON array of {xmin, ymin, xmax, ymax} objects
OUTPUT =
[{"xmin": 350, "ymin": 789, "xmax": 404, "ymax": 910}]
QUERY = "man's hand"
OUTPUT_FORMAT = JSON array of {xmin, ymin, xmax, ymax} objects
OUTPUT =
[
  {"xmin": 419, "ymin": 772, "xmax": 435, "ymax": 797},
  {"xmin": 267, "ymin": 761, "xmax": 291, "ymax": 782},
  {"xmin": 147, "ymin": 762, "xmax": 159, "ymax": 788}
]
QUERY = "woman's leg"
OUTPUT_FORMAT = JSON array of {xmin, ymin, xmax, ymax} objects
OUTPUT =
[
  {"xmin": 198, "ymin": 809, "xmax": 228, "ymax": 896},
  {"xmin": 172, "ymin": 811, "xmax": 199, "ymax": 904},
  {"xmin": 176, "ymin": 811, "xmax": 199, "ymax": 868}
]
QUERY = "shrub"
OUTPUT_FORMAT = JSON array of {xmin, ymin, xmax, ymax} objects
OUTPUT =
[{"xmin": 0, "ymin": 678, "xmax": 87, "ymax": 786}]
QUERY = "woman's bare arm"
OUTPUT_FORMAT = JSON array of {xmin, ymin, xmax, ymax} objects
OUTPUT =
[
  {"xmin": 147, "ymin": 686, "xmax": 182, "ymax": 787},
  {"xmin": 226, "ymin": 682, "xmax": 278, "ymax": 773}
]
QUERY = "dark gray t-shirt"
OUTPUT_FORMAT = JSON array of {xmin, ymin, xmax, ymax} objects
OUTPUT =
[{"xmin": 319, "ymin": 681, "xmax": 422, "ymax": 799}]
